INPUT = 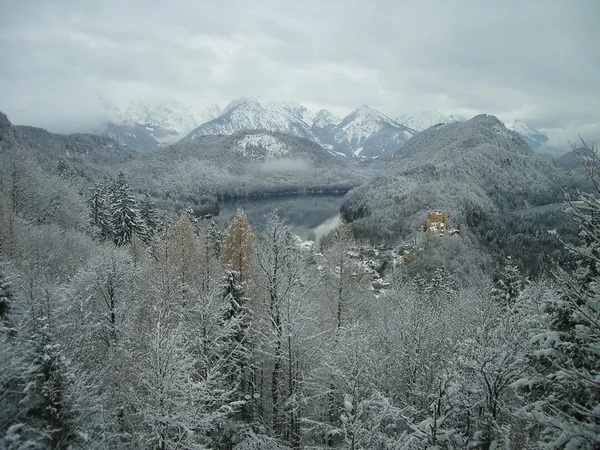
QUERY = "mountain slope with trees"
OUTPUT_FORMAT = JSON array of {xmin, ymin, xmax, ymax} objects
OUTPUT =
[{"xmin": 341, "ymin": 115, "xmax": 575, "ymax": 243}]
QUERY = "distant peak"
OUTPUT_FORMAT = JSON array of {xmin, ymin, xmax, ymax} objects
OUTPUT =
[
  {"xmin": 222, "ymin": 97, "xmax": 263, "ymax": 114},
  {"xmin": 313, "ymin": 109, "xmax": 340, "ymax": 128}
]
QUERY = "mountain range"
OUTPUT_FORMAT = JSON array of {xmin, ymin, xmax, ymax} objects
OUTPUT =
[
  {"xmin": 184, "ymin": 98, "xmax": 416, "ymax": 160},
  {"xmin": 92, "ymin": 98, "xmax": 551, "ymax": 158}
]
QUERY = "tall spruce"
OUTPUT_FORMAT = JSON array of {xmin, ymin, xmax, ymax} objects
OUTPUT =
[
  {"xmin": 109, "ymin": 172, "xmax": 145, "ymax": 247},
  {"xmin": 87, "ymin": 181, "xmax": 111, "ymax": 240},
  {"xmin": 138, "ymin": 192, "xmax": 159, "ymax": 244}
]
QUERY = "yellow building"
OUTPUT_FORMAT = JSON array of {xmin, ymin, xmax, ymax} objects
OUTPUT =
[{"xmin": 426, "ymin": 211, "xmax": 450, "ymax": 235}]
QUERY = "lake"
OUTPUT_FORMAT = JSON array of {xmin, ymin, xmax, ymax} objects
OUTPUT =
[{"xmin": 219, "ymin": 194, "xmax": 344, "ymax": 242}]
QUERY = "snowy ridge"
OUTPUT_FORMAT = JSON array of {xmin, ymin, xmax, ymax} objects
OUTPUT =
[
  {"xmin": 330, "ymin": 106, "xmax": 415, "ymax": 159},
  {"xmin": 188, "ymin": 98, "xmax": 314, "ymax": 141},
  {"xmin": 278, "ymin": 101, "xmax": 315, "ymax": 124},
  {"xmin": 504, "ymin": 119, "xmax": 548, "ymax": 149}
]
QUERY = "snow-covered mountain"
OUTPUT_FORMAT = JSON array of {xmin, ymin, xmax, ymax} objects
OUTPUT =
[
  {"xmin": 312, "ymin": 109, "xmax": 341, "ymax": 129},
  {"xmin": 186, "ymin": 99, "xmax": 415, "ymax": 160},
  {"xmin": 101, "ymin": 100, "xmax": 220, "ymax": 150},
  {"xmin": 396, "ymin": 111, "xmax": 459, "ymax": 132},
  {"xmin": 504, "ymin": 119, "xmax": 548, "ymax": 152},
  {"xmin": 329, "ymin": 106, "xmax": 415, "ymax": 159},
  {"xmin": 186, "ymin": 98, "xmax": 315, "ymax": 141},
  {"xmin": 395, "ymin": 111, "xmax": 550, "ymax": 153}
]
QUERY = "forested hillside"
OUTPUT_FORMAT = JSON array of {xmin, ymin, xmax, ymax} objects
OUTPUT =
[{"xmin": 342, "ymin": 115, "xmax": 579, "ymax": 240}]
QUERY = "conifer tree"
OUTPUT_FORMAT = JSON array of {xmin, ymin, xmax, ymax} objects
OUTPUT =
[
  {"xmin": 492, "ymin": 256, "xmax": 524, "ymax": 307},
  {"xmin": 166, "ymin": 215, "xmax": 202, "ymax": 299},
  {"xmin": 138, "ymin": 192, "xmax": 159, "ymax": 244},
  {"xmin": 516, "ymin": 193, "xmax": 600, "ymax": 448},
  {"xmin": 221, "ymin": 269, "xmax": 253, "ymax": 423},
  {"xmin": 87, "ymin": 181, "xmax": 111, "ymax": 239},
  {"xmin": 10, "ymin": 317, "xmax": 79, "ymax": 448},
  {"xmin": 109, "ymin": 172, "xmax": 145, "ymax": 247}
]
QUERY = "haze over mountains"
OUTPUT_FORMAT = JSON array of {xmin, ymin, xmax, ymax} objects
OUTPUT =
[
  {"xmin": 99, "ymin": 100, "xmax": 221, "ymax": 149},
  {"xmin": 93, "ymin": 98, "xmax": 553, "ymax": 157}
]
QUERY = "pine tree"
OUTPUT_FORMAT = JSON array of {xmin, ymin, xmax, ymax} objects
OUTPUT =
[
  {"xmin": 138, "ymin": 192, "xmax": 159, "ymax": 244},
  {"xmin": 109, "ymin": 172, "xmax": 145, "ymax": 247},
  {"xmin": 15, "ymin": 317, "xmax": 78, "ymax": 448},
  {"xmin": 87, "ymin": 181, "xmax": 111, "ymax": 240},
  {"xmin": 221, "ymin": 269, "xmax": 253, "ymax": 424},
  {"xmin": 492, "ymin": 256, "xmax": 524, "ymax": 307}
]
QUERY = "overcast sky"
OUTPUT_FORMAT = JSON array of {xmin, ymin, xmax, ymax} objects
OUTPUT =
[{"xmin": 0, "ymin": 0, "xmax": 598, "ymax": 148}]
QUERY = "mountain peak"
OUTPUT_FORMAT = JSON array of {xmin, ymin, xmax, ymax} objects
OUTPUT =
[
  {"xmin": 312, "ymin": 109, "xmax": 340, "ymax": 129},
  {"xmin": 503, "ymin": 119, "xmax": 548, "ymax": 151},
  {"xmin": 222, "ymin": 97, "xmax": 263, "ymax": 116},
  {"xmin": 342, "ymin": 105, "xmax": 397, "ymax": 125},
  {"xmin": 187, "ymin": 98, "xmax": 315, "ymax": 141},
  {"xmin": 185, "ymin": 99, "xmax": 415, "ymax": 160}
]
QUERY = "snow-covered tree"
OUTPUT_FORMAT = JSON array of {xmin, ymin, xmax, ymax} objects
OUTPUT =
[
  {"xmin": 253, "ymin": 214, "xmax": 319, "ymax": 447},
  {"xmin": 515, "ymin": 192, "xmax": 600, "ymax": 448},
  {"xmin": 17, "ymin": 316, "xmax": 78, "ymax": 448},
  {"xmin": 138, "ymin": 192, "xmax": 159, "ymax": 244},
  {"xmin": 87, "ymin": 181, "xmax": 112, "ymax": 240},
  {"xmin": 222, "ymin": 210, "xmax": 255, "ymax": 284},
  {"xmin": 322, "ymin": 220, "xmax": 369, "ymax": 330},
  {"xmin": 492, "ymin": 256, "xmax": 524, "ymax": 307},
  {"xmin": 109, "ymin": 172, "xmax": 145, "ymax": 247}
]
